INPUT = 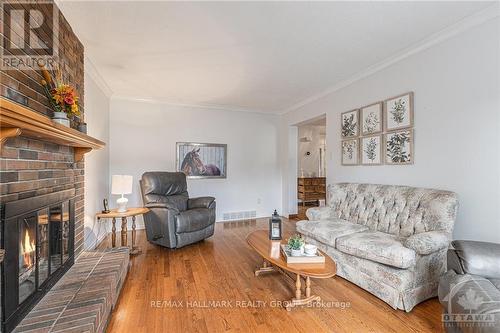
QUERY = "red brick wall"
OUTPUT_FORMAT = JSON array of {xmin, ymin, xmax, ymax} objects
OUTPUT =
[
  {"xmin": 0, "ymin": 137, "xmax": 85, "ymax": 254},
  {"xmin": 0, "ymin": 1, "xmax": 86, "ymax": 255},
  {"xmin": 1, "ymin": 0, "xmax": 85, "ymax": 116}
]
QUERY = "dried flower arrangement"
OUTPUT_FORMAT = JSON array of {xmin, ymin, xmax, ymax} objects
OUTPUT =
[{"xmin": 38, "ymin": 63, "xmax": 82, "ymax": 128}]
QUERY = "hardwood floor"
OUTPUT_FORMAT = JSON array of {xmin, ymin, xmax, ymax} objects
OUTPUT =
[{"xmin": 102, "ymin": 217, "xmax": 444, "ymax": 333}]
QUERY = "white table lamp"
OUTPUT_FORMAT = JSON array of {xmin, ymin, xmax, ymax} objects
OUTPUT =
[{"xmin": 111, "ymin": 175, "xmax": 133, "ymax": 212}]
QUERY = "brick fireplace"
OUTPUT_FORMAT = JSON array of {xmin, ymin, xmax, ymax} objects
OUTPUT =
[
  {"xmin": 0, "ymin": 0, "xmax": 85, "ymax": 249},
  {"xmin": 1, "ymin": 0, "xmax": 85, "ymax": 242},
  {"xmin": 0, "ymin": 1, "xmax": 97, "ymax": 331}
]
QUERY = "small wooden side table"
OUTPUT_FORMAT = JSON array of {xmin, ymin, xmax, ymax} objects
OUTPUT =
[{"xmin": 96, "ymin": 207, "xmax": 149, "ymax": 255}]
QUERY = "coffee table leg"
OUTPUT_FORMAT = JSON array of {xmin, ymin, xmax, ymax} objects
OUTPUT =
[
  {"xmin": 287, "ymin": 275, "xmax": 321, "ymax": 311},
  {"xmin": 295, "ymin": 274, "xmax": 302, "ymax": 300},
  {"xmin": 130, "ymin": 215, "xmax": 142, "ymax": 255},
  {"xmin": 305, "ymin": 276, "xmax": 311, "ymax": 298},
  {"xmin": 254, "ymin": 259, "xmax": 275, "ymax": 276}
]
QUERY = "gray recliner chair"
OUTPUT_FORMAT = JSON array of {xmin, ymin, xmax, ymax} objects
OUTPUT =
[
  {"xmin": 140, "ymin": 172, "xmax": 216, "ymax": 248},
  {"xmin": 438, "ymin": 240, "xmax": 500, "ymax": 333}
]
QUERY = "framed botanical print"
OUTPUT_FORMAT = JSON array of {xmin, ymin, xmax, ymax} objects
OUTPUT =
[
  {"xmin": 361, "ymin": 102, "xmax": 383, "ymax": 135},
  {"xmin": 341, "ymin": 109, "xmax": 359, "ymax": 138},
  {"xmin": 385, "ymin": 129, "xmax": 414, "ymax": 165},
  {"xmin": 361, "ymin": 135, "xmax": 382, "ymax": 165},
  {"xmin": 384, "ymin": 92, "xmax": 413, "ymax": 131},
  {"xmin": 341, "ymin": 139, "xmax": 359, "ymax": 165}
]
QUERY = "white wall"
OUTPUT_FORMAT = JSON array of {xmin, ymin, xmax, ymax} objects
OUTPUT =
[
  {"xmin": 281, "ymin": 18, "xmax": 500, "ymax": 243},
  {"xmin": 297, "ymin": 125, "xmax": 326, "ymax": 177},
  {"xmin": 83, "ymin": 68, "xmax": 111, "ymax": 249},
  {"xmin": 286, "ymin": 126, "xmax": 298, "ymax": 215},
  {"xmin": 109, "ymin": 98, "xmax": 282, "ymax": 227}
]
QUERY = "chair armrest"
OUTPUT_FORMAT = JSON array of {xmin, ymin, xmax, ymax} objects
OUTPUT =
[
  {"xmin": 449, "ymin": 240, "xmax": 500, "ymax": 279},
  {"xmin": 305, "ymin": 207, "xmax": 334, "ymax": 221},
  {"xmin": 144, "ymin": 202, "xmax": 180, "ymax": 214},
  {"xmin": 142, "ymin": 204, "xmax": 178, "ymax": 246},
  {"xmin": 188, "ymin": 197, "xmax": 215, "ymax": 209},
  {"xmin": 404, "ymin": 231, "xmax": 450, "ymax": 255}
]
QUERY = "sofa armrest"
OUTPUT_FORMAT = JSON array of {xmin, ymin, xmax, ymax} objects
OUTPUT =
[
  {"xmin": 188, "ymin": 197, "xmax": 215, "ymax": 209},
  {"xmin": 305, "ymin": 207, "xmax": 335, "ymax": 221},
  {"xmin": 404, "ymin": 231, "xmax": 450, "ymax": 255},
  {"xmin": 449, "ymin": 240, "xmax": 500, "ymax": 279}
]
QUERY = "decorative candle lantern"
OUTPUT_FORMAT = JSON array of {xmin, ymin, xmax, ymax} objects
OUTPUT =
[{"xmin": 269, "ymin": 210, "xmax": 282, "ymax": 240}]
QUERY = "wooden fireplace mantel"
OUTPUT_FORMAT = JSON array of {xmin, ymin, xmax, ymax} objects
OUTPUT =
[{"xmin": 0, "ymin": 97, "xmax": 105, "ymax": 162}]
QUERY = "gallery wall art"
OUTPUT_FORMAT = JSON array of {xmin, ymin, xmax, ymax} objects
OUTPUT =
[
  {"xmin": 341, "ymin": 139, "xmax": 359, "ymax": 165},
  {"xmin": 177, "ymin": 142, "xmax": 227, "ymax": 178},
  {"xmin": 361, "ymin": 135, "xmax": 382, "ymax": 165},
  {"xmin": 384, "ymin": 92, "xmax": 414, "ymax": 131},
  {"xmin": 361, "ymin": 102, "xmax": 383, "ymax": 135},
  {"xmin": 385, "ymin": 129, "xmax": 413, "ymax": 165},
  {"xmin": 341, "ymin": 109, "xmax": 359, "ymax": 138},
  {"xmin": 340, "ymin": 91, "xmax": 414, "ymax": 166}
]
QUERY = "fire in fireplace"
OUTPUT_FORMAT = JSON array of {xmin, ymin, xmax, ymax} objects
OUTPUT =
[
  {"xmin": 19, "ymin": 219, "xmax": 36, "ymax": 304},
  {"xmin": 1, "ymin": 189, "xmax": 75, "ymax": 333},
  {"xmin": 21, "ymin": 229, "xmax": 35, "ymax": 267}
]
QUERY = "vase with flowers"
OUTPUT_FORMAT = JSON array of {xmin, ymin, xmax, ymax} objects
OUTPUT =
[{"xmin": 38, "ymin": 64, "xmax": 80, "ymax": 128}]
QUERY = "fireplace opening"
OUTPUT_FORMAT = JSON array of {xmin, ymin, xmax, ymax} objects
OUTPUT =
[{"xmin": 1, "ymin": 189, "xmax": 75, "ymax": 333}]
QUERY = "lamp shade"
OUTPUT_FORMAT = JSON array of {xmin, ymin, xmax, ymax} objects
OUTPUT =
[{"xmin": 111, "ymin": 175, "xmax": 133, "ymax": 195}]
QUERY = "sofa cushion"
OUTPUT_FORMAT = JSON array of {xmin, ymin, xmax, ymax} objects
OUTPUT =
[
  {"xmin": 305, "ymin": 207, "xmax": 335, "ymax": 221},
  {"xmin": 336, "ymin": 231, "xmax": 416, "ymax": 269},
  {"xmin": 175, "ymin": 208, "xmax": 212, "ymax": 233},
  {"xmin": 404, "ymin": 231, "xmax": 449, "ymax": 255},
  {"xmin": 296, "ymin": 219, "xmax": 369, "ymax": 247}
]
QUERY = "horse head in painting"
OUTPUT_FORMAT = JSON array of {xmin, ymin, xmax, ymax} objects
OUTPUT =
[{"xmin": 181, "ymin": 148, "xmax": 221, "ymax": 176}]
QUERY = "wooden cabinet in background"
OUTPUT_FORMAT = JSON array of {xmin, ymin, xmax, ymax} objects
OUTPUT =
[{"xmin": 298, "ymin": 177, "xmax": 326, "ymax": 206}]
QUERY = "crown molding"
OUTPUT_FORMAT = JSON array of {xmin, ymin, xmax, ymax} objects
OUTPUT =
[
  {"xmin": 84, "ymin": 57, "xmax": 113, "ymax": 98},
  {"xmin": 110, "ymin": 95, "xmax": 278, "ymax": 115},
  {"xmin": 280, "ymin": 3, "xmax": 500, "ymax": 115}
]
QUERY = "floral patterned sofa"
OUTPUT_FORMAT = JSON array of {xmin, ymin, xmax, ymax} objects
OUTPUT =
[{"xmin": 296, "ymin": 183, "xmax": 459, "ymax": 312}]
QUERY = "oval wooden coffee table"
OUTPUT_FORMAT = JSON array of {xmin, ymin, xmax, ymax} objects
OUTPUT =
[{"xmin": 246, "ymin": 230, "xmax": 336, "ymax": 311}]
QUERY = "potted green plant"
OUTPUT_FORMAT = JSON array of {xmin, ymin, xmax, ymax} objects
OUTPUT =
[{"xmin": 287, "ymin": 234, "xmax": 304, "ymax": 257}]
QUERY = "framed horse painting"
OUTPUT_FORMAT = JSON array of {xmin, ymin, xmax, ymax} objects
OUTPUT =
[{"xmin": 176, "ymin": 142, "xmax": 227, "ymax": 179}]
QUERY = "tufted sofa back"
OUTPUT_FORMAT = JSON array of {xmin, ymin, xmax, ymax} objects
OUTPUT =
[{"xmin": 327, "ymin": 183, "xmax": 458, "ymax": 237}]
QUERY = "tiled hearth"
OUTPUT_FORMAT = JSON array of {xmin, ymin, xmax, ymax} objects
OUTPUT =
[{"xmin": 13, "ymin": 247, "xmax": 130, "ymax": 333}]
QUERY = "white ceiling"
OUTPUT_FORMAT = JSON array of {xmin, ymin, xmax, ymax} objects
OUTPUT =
[{"xmin": 58, "ymin": 1, "xmax": 493, "ymax": 114}]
